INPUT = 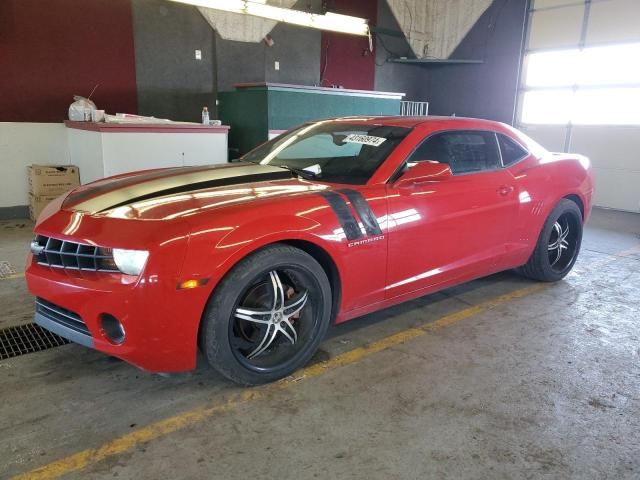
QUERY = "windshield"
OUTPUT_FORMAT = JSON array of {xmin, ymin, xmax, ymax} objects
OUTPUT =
[{"xmin": 242, "ymin": 121, "xmax": 411, "ymax": 185}]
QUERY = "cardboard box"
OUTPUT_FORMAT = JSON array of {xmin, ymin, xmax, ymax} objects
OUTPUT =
[
  {"xmin": 28, "ymin": 164, "xmax": 80, "ymax": 196},
  {"xmin": 29, "ymin": 194, "xmax": 59, "ymax": 222}
]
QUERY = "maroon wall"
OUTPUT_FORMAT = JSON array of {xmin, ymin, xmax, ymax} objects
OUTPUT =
[
  {"xmin": 0, "ymin": 0, "xmax": 137, "ymax": 122},
  {"xmin": 320, "ymin": 0, "xmax": 377, "ymax": 90}
]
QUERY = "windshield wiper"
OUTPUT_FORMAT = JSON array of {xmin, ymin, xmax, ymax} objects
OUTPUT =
[{"xmin": 275, "ymin": 165, "xmax": 319, "ymax": 180}]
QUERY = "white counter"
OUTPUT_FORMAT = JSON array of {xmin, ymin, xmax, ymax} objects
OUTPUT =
[{"xmin": 65, "ymin": 121, "xmax": 229, "ymax": 184}]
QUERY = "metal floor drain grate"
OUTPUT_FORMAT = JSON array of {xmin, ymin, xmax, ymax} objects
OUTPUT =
[
  {"xmin": 0, "ymin": 261, "xmax": 17, "ymax": 279},
  {"xmin": 0, "ymin": 323, "xmax": 69, "ymax": 360}
]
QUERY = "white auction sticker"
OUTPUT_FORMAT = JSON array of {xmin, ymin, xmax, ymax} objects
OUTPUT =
[{"xmin": 343, "ymin": 134, "xmax": 387, "ymax": 147}]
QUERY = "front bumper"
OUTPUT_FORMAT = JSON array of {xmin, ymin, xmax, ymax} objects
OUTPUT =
[
  {"xmin": 34, "ymin": 297, "xmax": 94, "ymax": 348},
  {"xmin": 25, "ymin": 208, "xmax": 214, "ymax": 372},
  {"xmin": 26, "ymin": 259, "xmax": 211, "ymax": 373}
]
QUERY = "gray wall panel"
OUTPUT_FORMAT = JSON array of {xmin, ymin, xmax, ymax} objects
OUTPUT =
[
  {"xmin": 215, "ymin": 37, "xmax": 266, "ymax": 93},
  {"xmin": 216, "ymin": 0, "xmax": 322, "ymax": 93},
  {"xmin": 425, "ymin": 0, "xmax": 528, "ymax": 124},
  {"xmin": 374, "ymin": 0, "xmax": 428, "ymax": 101},
  {"xmin": 264, "ymin": 23, "xmax": 321, "ymax": 87},
  {"xmin": 132, "ymin": 0, "xmax": 216, "ymax": 122}
]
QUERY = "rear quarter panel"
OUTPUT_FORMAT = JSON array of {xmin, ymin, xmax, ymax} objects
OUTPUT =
[{"xmin": 506, "ymin": 152, "xmax": 593, "ymax": 266}]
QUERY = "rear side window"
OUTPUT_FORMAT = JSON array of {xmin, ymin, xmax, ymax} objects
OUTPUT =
[
  {"xmin": 498, "ymin": 134, "xmax": 529, "ymax": 166},
  {"xmin": 407, "ymin": 131, "xmax": 501, "ymax": 175}
]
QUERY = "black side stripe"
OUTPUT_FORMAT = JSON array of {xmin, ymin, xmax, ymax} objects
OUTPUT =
[
  {"xmin": 318, "ymin": 191, "xmax": 363, "ymax": 241},
  {"xmin": 337, "ymin": 189, "xmax": 383, "ymax": 236}
]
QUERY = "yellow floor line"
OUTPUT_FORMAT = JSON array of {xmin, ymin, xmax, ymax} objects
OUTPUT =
[{"xmin": 11, "ymin": 282, "xmax": 546, "ymax": 480}]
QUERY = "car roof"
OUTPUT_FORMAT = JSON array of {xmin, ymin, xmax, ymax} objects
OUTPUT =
[{"xmin": 330, "ymin": 115, "xmax": 507, "ymax": 130}]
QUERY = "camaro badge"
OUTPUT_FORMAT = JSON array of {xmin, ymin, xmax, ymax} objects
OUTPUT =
[{"xmin": 348, "ymin": 235, "xmax": 385, "ymax": 248}]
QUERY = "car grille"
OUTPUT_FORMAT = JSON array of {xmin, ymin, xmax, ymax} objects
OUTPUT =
[
  {"xmin": 35, "ymin": 298, "xmax": 91, "ymax": 337},
  {"xmin": 32, "ymin": 235, "xmax": 118, "ymax": 272}
]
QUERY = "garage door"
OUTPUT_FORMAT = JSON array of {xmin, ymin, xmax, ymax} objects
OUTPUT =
[{"xmin": 516, "ymin": 0, "xmax": 640, "ymax": 212}]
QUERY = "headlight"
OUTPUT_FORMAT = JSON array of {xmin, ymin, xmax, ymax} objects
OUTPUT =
[{"xmin": 113, "ymin": 249, "xmax": 149, "ymax": 276}]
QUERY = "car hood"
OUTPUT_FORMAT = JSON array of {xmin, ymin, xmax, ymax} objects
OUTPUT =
[{"xmin": 62, "ymin": 163, "xmax": 327, "ymax": 220}]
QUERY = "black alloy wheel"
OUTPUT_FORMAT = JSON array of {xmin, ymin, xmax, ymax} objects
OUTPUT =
[
  {"xmin": 547, "ymin": 212, "xmax": 579, "ymax": 274},
  {"xmin": 519, "ymin": 198, "xmax": 583, "ymax": 282},
  {"xmin": 201, "ymin": 244, "xmax": 332, "ymax": 385}
]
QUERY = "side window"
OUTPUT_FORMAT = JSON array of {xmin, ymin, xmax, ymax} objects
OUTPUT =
[
  {"xmin": 498, "ymin": 134, "xmax": 529, "ymax": 166},
  {"xmin": 407, "ymin": 131, "xmax": 501, "ymax": 175}
]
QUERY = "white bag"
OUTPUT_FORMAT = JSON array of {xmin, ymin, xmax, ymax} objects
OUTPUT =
[{"xmin": 68, "ymin": 95, "xmax": 96, "ymax": 121}]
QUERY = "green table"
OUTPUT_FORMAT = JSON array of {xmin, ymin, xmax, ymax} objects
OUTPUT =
[{"xmin": 219, "ymin": 82, "xmax": 405, "ymax": 157}]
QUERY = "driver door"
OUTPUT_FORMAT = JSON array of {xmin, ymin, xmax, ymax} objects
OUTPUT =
[{"xmin": 385, "ymin": 130, "xmax": 519, "ymax": 300}]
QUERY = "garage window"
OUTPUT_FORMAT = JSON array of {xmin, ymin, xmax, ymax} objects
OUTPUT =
[{"xmin": 521, "ymin": 42, "xmax": 640, "ymax": 125}]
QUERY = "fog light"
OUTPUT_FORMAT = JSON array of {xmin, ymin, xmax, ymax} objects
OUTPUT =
[{"xmin": 100, "ymin": 314, "xmax": 126, "ymax": 345}]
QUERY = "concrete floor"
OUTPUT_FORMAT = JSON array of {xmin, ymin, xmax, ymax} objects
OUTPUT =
[{"xmin": 1, "ymin": 207, "xmax": 639, "ymax": 479}]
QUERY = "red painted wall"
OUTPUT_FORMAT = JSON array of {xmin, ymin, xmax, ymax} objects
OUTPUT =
[
  {"xmin": 320, "ymin": 0, "xmax": 377, "ymax": 90},
  {"xmin": 0, "ymin": 0, "xmax": 137, "ymax": 122}
]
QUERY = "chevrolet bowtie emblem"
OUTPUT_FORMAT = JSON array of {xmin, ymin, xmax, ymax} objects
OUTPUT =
[{"xmin": 30, "ymin": 240, "xmax": 44, "ymax": 256}]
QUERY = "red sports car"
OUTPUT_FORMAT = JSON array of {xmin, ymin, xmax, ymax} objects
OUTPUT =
[{"xmin": 26, "ymin": 116, "xmax": 593, "ymax": 384}]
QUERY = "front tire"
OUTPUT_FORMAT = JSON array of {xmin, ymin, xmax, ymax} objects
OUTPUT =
[
  {"xmin": 201, "ymin": 244, "xmax": 332, "ymax": 385},
  {"xmin": 518, "ymin": 198, "xmax": 583, "ymax": 282}
]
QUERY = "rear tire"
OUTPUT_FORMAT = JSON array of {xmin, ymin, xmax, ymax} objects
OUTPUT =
[
  {"xmin": 518, "ymin": 198, "xmax": 583, "ymax": 282},
  {"xmin": 201, "ymin": 244, "xmax": 332, "ymax": 385}
]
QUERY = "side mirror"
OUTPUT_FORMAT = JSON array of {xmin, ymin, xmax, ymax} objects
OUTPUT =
[{"xmin": 395, "ymin": 161, "xmax": 453, "ymax": 188}]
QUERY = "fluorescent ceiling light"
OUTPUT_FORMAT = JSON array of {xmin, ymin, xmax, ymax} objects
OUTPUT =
[{"xmin": 168, "ymin": 0, "xmax": 370, "ymax": 36}]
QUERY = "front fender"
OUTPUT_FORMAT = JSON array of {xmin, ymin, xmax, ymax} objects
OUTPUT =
[{"xmin": 182, "ymin": 214, "xmax": 344, "ymax": 293}]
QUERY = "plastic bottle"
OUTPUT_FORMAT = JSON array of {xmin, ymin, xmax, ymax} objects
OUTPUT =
[{"xmin": 202, "ymin": 106, "xmax": 210, "ymax": 125}]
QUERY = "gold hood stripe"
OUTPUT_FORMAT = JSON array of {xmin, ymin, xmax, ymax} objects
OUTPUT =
[{"xmin": 68, "ymin": 164, "xmax": 290, "ymax": 214}]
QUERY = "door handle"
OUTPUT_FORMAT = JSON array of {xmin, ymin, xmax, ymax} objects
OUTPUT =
[{"xmin": 497, "ymin": 185, "xmax": 514, "ymax": 196}]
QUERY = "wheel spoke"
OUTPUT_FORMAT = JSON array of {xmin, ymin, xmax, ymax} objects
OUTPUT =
[
  {"xmin": 548, "ymin": 221, "xmax": 564, "ymax": 267},
  {"xmin": 553, "ymin": 221, "xmax": 562, "ymax": 235},
  {"xmin": 548, "ymin": 219, "xmax": 572, "ymax": 267},
  {"xmin": 559, "ymin": 222, "xmax": 570, "ymax": 241},
  {"xmin": 235, "ymin": 306, "xmax": 272, "ymax": 324},
  {"xmin": 234, "ymin": 269, "xmax": 310, "ymax": 362},
  {"xmin": 550, "ymin": 244, "xmax": 562, "ymax": 266},
  {"xmin": 269, "ymin": 270, "xmax": 285, "ymax": 311},
  {"xmin": 248, "ymin": 324, "xmax": 279, "ymax": 359},
  {"xmin": 280, "ymin": 318, "xmax": 298, "ymax": 344},
  {"xmin": 283, "ymin": 290, "xmax": 308, "ymax": 317}
]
